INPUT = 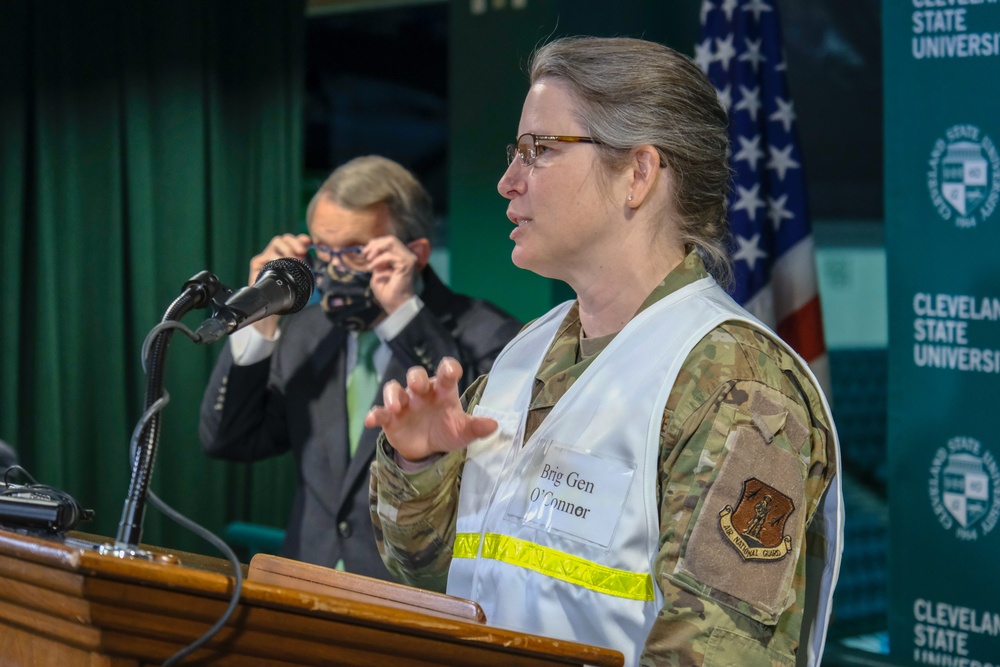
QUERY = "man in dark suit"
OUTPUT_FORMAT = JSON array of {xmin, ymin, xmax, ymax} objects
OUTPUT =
[{"xmin": 199, "ymin": 156, "xmax": 521, "ymax": 579}]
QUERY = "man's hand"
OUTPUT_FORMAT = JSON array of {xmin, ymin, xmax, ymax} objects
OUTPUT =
[
  {"xmin": 248, "ymin": 233, "xmax": 311, "ymax": 337},
  {"xmin": 365, "ymin": 357, "xmax": 498, "ymax": 463},
  {"xmin": 250, "ymin": 233, "xmax": 311, "ymax": 286},
  {"xmin": 363, "ymin": 236, "xmax": 421, "ymax": 315}
]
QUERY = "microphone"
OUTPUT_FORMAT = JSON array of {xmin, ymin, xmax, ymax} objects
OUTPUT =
[{"xmin": 194, "ymin": 257, "xmax": 314, "ymax": 344}]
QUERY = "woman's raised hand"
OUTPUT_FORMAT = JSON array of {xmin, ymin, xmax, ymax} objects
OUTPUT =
[{"xmin": 364, "ymin": 357, "xmax": 498, "ymax": 463}]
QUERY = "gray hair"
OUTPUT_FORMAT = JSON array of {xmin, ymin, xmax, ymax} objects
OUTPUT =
[
  {"xmin": 529, "ymin": 37, "xmax": 733, "ymax": 287},
  {"xmin": 307, "ymin": 155, "xmax": 434, "ymax": 242}
]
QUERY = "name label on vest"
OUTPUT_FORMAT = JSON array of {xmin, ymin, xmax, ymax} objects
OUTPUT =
[{"xmin": 506, "ymin": 443, "xmax": 636, "ymax": 549}]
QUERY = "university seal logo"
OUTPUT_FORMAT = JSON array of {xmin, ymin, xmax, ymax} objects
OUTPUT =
[
  {"xmin": 927, "ymin": 124, "xmax": 1000, "ymax": 229},
  {"xmin": 929, "ymin": 436, "xmax": 1000, "ymax": 541},
  {"xmin": 719, "ymin": 478, "xmax": 794, "ymax": 561}
]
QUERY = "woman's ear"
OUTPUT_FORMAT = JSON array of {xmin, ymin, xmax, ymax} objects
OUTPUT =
[
  {"xmin": 626, "ymin": 145, "xmax": 663, "ymax": 209},
  {"xmin": 407, "ymin": 238, "xmax": 432, "ymax": 269}
]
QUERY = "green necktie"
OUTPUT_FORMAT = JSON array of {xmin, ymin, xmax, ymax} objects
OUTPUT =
[{"xmin": 346, "ymin": 330, "xmax": 380, "ymax": 457}]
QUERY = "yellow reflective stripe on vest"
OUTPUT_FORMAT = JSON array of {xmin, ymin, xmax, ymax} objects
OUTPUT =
[{"xmin": 453, "ymin": 532, "xmax": 654, "ymax": 601}]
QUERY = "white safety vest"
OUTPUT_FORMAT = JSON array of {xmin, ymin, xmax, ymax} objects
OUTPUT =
[{"xmin": 447, "ymin": 277, "xmax": 843, "ymax": 667}]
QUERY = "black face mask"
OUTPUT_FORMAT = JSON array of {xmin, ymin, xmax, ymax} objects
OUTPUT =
[{"xmin": 316, "ymin": 262, "xmax": 383, "ymax": 331}]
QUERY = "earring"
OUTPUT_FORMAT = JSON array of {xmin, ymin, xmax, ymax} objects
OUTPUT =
[{"xmin": 627, "ymin": 195, "xmax": 633, "ymax": 202}]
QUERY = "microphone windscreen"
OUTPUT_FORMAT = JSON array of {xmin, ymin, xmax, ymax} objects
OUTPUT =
[{"xmin": 258, "ymin": 257, "xmax": 314, "ymax": 314}]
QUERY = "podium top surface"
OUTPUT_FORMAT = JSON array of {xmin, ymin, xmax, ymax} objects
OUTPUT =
[{"xmin": 0, "ymin": 528, "xmax": 624, "ymax": 667}]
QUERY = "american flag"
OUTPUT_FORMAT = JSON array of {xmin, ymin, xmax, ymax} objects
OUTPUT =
[{"xmin": 696, "ymin": 0, "xmax": 829, "ymax": 387}]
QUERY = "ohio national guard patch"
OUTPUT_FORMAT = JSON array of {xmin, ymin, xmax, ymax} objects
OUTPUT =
[{"xmin": 720, "ymin": 478, "xmax": 794, "ymax": 561}]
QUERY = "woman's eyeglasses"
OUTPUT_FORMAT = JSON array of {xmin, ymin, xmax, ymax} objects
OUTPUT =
[
  {"xmin": 306, "ymin": 244, "xmax": 368, "ymax": 276},
  {"xmin": 505, "ymin": 133, "xmax": 597, "ymax": 167}
]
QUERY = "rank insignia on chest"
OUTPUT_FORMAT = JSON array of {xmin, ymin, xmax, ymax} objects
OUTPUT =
[{"xmin": 719, "ymin": 478, "xmax": 795, "ymax": 561}]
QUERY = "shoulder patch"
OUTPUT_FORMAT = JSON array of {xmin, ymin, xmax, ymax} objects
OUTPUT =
[{"xmin": 720, "ymin": 478, "xmax": 794, "ymax": 561}]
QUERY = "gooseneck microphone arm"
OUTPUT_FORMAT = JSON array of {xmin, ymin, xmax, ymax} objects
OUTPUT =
[{"xmin": 114, "ymin": 271, "xmax": 224, "ymax": 548}]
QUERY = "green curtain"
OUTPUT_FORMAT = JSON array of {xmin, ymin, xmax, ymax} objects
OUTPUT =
[{"xmin": 0, "ymin": 0, "xmax": 304, "ymax": 555}]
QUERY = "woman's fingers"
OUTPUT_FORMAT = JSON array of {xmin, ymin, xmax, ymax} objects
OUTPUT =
[
  {"xmin": 365, "ymin": 359, "xmax": 476, "ymax": 459},
  {"xmin": 434, "ymin": 357, "xmax": 463, "ymax": 396},
  {"xmin": 364, "ymin": 405, "xmax": 388, "ymax": 429},
  {"xmin": 467, "ymin": 416, "xmax": 499, "ymax": 440},
  {"xmin": 406, "ymin": 366, "xmax": 431, "ymax": 396},
  {"xmin": 382, "ymin": 379, "xmax": 409, "ymax": 415}
]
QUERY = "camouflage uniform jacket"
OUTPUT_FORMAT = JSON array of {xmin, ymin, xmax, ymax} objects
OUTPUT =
[{"xmin": 369, "ymin": 252, "xmax": 837, "ymax": 666}]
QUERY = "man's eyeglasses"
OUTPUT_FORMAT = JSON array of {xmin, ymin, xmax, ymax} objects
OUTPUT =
[
  {"xmin": 306, "ymin": 243, "xmax": 368, "ymax": 276},
  {"xmin": 506, "ymin": 133, "xmax": 597, "ymax": 167}
]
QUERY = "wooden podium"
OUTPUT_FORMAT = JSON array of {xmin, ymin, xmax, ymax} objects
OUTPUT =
[{"xmin": 0, "ymin": 528, "xmax": 623, "ymax": 666}]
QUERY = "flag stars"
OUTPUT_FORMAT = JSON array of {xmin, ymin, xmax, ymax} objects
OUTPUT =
[
  {"xmin": 743, "ymin": 0, "xmax": 773, "ymax": 21},
  {"xmin": 739, "ymin": 38, "xmax": 766, "ymax": 73},
  {"xmin": 775, "ymin": 50, "xmax": 788, "ymax": 71},
  {"xmin": 767, "ymin": 144, "xmax": 800, "ymax": 180},
  {"xmin": 732, "ymin": 183, "xmax": 765, "ymax": 221},
  {"xmin": 733, "ymin": 233, "xmax": 768, "ymax": 271},
  {"xmin": 721, "ymin": 0, "xmax": 738, "ymax": 21},
  {"xmin": 715, "ymin": 84, "xmax": 732, "ymax": 110},
  {"xmin": 733, "ymin": 135, "xmax": 765, "ymax": 171},
  {"xmin": 767, "ymin": 194, "xmax": 795, "ymax": 231},
  {"xmin": 700, "ymin": 0, "xmax": 714, "ymax": 25},
  {"xmin": 695, "ymin": 38, "xmax": 714, "ymax": 73},
  {"xmin": 715, "ymin": 33, "xmax": 737, "ymax": 71},
  {"xmin": 770, "ymin": 96, "xmax": 796, "ymax": 132},
  {"xmin": 734, "ymin": 85, "xmax": 762, "ymax": 121}
]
